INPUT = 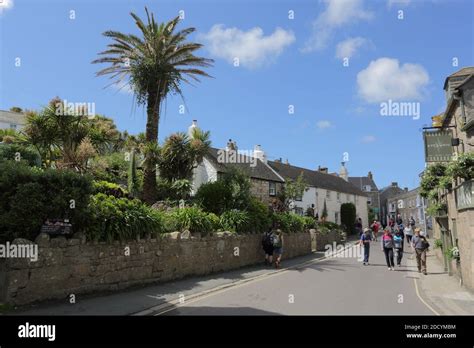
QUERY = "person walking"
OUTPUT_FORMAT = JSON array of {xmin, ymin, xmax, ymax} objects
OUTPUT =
[
  {"xmin": 393, "ymin": 230, "xmax": 404, "ymax": 266},
  {"xmin": 273, "ymin": 229, "xmax": 284, "ymax": 269},
  {"xmin": 412, "ymin": 228, "xmax": 430, "ymax": 275},
  {"xmin": 261, "ymin": 228, "xmax": 274, "ymax": 266},
  {"xmin": 360, "ymin": 227, "xmax": 372, "ymax": 265},
  {"xmin": 355, "ymin": 218, "xmax": 363, "ymax": 237},
  {"xmin": 381, "ymin": 228, "xmax": 395, "ymax": 270},
  {"xmin": 404, "ymin": 224, "xmax": 413, "ymax": 247},
  {"xmin": 370, "ymin": 220, "xmax": 379, "ymax": 242}
]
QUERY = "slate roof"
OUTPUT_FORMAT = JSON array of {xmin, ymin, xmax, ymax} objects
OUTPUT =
[
  {"xmin": 443, "ymin": 67, "xmax": 474, "ymax": 89},
  {"xmin": 267, "ymin": 160, "xmax": 367, "ymax": 196},
  {"xmin": 348, "ymin": 176, "xmax": 379, "ymax": 191},
  {"xmin": 205, "ymin": 147, "xmax": 284, "ymax": 183}
]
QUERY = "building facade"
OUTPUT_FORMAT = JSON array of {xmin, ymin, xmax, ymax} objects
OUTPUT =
[
  {"xmin": 349, "ymin": 171, "xmax": 381, "ymax": 221},
  {"xmin": 379, "ymin": 182, "xmax": 405, "ymax": 227},
  {"xmin": 386, "ymin": 187, "xmax": 428, "ymax": 231},
  {"xmin": 425, "ymin": 67, "xmax": 474, "ymax": 291},
  {"xmin": 0, "ymin": 110, "xmax": 26, "ymax": 130}
]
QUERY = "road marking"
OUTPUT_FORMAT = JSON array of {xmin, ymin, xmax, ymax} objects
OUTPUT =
[
  {"xmin": 141, "ymin": 241, "xmax": 360, "ymax": 316},
  {"xmin": 408, "ymin": 255, "xmax": 440, "ymax": 316}
]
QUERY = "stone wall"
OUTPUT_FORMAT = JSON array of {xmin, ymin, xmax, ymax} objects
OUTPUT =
[{"xmin": 0, "ymin": 231, "xmax": 312, "ymax": 306}]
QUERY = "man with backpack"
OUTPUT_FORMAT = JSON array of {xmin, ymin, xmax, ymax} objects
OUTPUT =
[
  {"xmin": 412, "ymin": 227, "xmax": 430, "ymax": 275},
  {"xmin": 272, "ymin": 229, "xmax": 284, "ymax": 269},
  {"xmin": 262, "ymin": 228, "xmax": 275, "ymax": 266},
  {"xmin": 393, "ymin": 229, "xmax": 404, "ymax": 266}
]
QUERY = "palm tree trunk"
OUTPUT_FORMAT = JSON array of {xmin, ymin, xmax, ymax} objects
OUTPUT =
[{"xmin": 142, "ymin": 89, "xmax": 160, "ymax": 204}]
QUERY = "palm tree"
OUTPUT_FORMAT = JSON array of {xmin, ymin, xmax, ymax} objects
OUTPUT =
[{"xmin": 93, "ymin": 7, "xmax": 213, "ymax": 204}]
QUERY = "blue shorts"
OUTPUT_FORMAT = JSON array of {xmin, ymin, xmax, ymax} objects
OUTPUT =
[{"xmin": 274, "ymin": 247, "xmax": 283, "ymax": 255}]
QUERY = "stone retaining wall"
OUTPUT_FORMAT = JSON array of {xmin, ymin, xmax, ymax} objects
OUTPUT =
[{"xmin": 0, "ymin": 231, "xmax": 312, "ymax": 306}]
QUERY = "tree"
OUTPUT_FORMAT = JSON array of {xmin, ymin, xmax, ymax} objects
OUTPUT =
[
  {"xmin": 93, "ymin": 7, "xmax": 213, "ymax": 204},
  {"xmin": 158, "ymin": 128, "xmax": 211, "ymax": 182},
  {"xmin": 128, "ymin": 148, "xmax": 139, "ymax": 197},
  {"xmin": 321, "ymin": 199, "xmax": 328, "ymax": 222},
  {"xmin": 278, "ymin": 173, "xmax": 308, "ymax": 211},
  {"xmin": 340, "ymin": 202, "xmax": 356, "ymax": 234}
]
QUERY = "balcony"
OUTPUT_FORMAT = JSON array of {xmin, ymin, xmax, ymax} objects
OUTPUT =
[{"xmin": 455, "ymin": 179, "xmax": 474, "ymax": 211}]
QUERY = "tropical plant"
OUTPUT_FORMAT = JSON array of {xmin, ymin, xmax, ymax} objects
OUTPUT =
[
  {"xmin": 220, "ymin": 210, "xmax": 249, "ymax": 233},
  {"xmin": 87, "ymin": 193, "xmax": 164, "ymax": 242},
  {"xmin": 93, "ymin": 7, "xmax": 213, "ymax": 204},
  {"xmin": 128, "ymin": 148, "xmax": 139, "ymax": 197},
  {"xmin": 158, "ymin": 129, "xmax": 211, "ymax": 182},
  {"xmin": 170, "ymin": 206, "xmax": 214, "ymax": 235},
  {"xmin": 321, "ymin": 199, "xmax": 328, "ymax": 221}
]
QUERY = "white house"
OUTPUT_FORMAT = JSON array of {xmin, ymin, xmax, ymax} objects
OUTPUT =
[{"xmin": 0, "ymin": 110, "xmax": 26, "ymax": 131}]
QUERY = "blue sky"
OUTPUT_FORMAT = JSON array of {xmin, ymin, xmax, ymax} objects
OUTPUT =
[{"xmin": 0, "ymin": 0, "xmax": 473, "ymax": 190}]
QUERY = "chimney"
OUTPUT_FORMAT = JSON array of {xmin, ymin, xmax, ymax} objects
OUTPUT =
[
  {"xmin": 339, "ymin": 162, "xmax": 348, "ymax": 181},
  {"xmin": 253, "ymin": 144, "xmax": 267, "ymax": 164},
  {"xmin": 226, "ymin": 139, "xmax": 237, "ymax": 151},
  {"xmin": 188, "ymin": 119, "xmax": 198, "ymax": 137},
  {"xmin": 318, "ymin": 166, "xmax": 328, "ymax": 174},
  {"xmin": 391, "ymin": 182, "xmax": 398, "ymax": 187},
  {"xmin": 368, "ymin": 171, "xmax": 373, "ymax": 180},
  {"xmin": 285, "ymin": 158, "xmax": 289, "ymax": 165},
  {"xmin": 404, "ymin": 187, "xmax": 408, "ymax": 192}
]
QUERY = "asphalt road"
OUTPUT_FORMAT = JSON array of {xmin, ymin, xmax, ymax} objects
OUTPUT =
[{"xmin": 159, "ymin": 241, "xmax": 434, "ymax": 315}]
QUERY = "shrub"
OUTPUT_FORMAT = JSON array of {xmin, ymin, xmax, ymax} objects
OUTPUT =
[
  {"xmin": 93, "ymin": 180, "xmax": 129, "ymax": 198},
  {"xmin": 273, "ymin": 212, "xmax": 305, "ymax": 233},
  {"xmin": 0, "ymin": 161, "xmax": 92, "ymax": 242},
  {"xmin": 302, "ymin": 216, "xmax": 316, "ymax": 229},
  {"xmin": 87, "ymin": 193, "xmax": 164, "ymax": 242},
  {"xmin": 89, "ymin": 152, "xmax": 129, "ymax": 184},
  {"xmin": 446, "ymin": 152, "xmax": 474, "ymax": 181},
  {"xmin": 220, "ymin": 210, "xmax": 249, "ymax": 233},
  {"xmin": 194, "ymin": 180, "xmax": 233, "ymax": 214},
  {"xmin": 171, "ymin": 206, "xmax": 214, "ymax": 235},
  {"xmin": 0, "ymin": 143, "xmax": 41, "ymax": 167},
  {"xmin": 340, "ymin": 203, "xmax": 356, "ymax": 234},
  {"xmin": 247, "ymin": 197, "xmax": 271, "ymax": 233}
]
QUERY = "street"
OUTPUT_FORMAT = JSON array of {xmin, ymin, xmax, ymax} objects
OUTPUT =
[{"xmin": 157, "ymin": 242, "xmax": 434, "ymax": 315}]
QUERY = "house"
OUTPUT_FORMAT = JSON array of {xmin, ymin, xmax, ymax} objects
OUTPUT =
[
  {"xmin": 348, "ymin": 171, "xmax": 381, "ymax": 220},
  {"xmin": 267, "ymin": 160, "xmax": 369, "ymax": 228},
  {"xmin": 0, "ymin": 110, "xmax": 26, "ymax": 130},
  {"xmin": 387, "ymin": 187, "xmax": 428, "ymax": 231},
  {"xmin": 379, "ymin": 182, "xmax": 405, "ymax": 226},
  {"xmin": 425, "ymin": 67, "xmax": 474, "ymax": 290}
]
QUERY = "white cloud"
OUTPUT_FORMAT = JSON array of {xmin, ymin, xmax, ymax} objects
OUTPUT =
[
  {"xmin": 302, "ymin": 0, "xmax": 373, "ymax": 52},
  {"xmin": 317, "ymin": 120, "xmax": 332, "ymax": 129},
  {"xmin": 0, "ymin": 0, "xmax": 14, "ymax": 13},
  {"xmin": 335, "ymin": 37, "xmax": 371, "ymax": 59},
  {"xmin": 362, "ymin": 135, "xmax": 376, "ymax": 143},
  {"xmin": 357, "ymin": 58, "xmax": 429, "ymax": 103},
  {"xmin": 199, "ymin": 24, "xmax": 295, "ymax": 69}
]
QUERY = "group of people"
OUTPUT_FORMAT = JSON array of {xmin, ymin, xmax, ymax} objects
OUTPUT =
[
  {"xmin": 261, "ymin": 226, "xmax": 284, "ymax": 269},
  {"xmin": 360, "ymin": 217, "xmax": 430, "ymax": 275}
]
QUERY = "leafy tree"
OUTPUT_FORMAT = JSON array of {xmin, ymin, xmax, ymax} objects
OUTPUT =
[
  {"xmin": 9, "ymin": 106, "xmax": 22, "ymax": 113},
  {"xmin": 93, "ymin": 7, "xmax": 213, "ymax": 204},
  {"xmin": 278, "ymin": 173, "xmax": 308, "ymax": 211}
]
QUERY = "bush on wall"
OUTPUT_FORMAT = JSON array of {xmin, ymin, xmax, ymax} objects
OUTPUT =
[{"xmin": 0, "ymin": 161, "xmax": 93, "ymax": 242}]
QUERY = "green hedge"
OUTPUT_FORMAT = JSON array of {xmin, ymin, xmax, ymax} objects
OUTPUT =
[
  {"xmin": 272, "ymin": 212, "xmax": 306, "ymax": 233},
  {"xmin": 87, "ymin": 193, "xmax": 164, "ymax": 242},
  {"xmin": 0, "ymin": 161, "xmax": 93, "ymax": 242},
  {"xmin": 0, "ymin": 144, "xmax": 41, "ymax": 167}
]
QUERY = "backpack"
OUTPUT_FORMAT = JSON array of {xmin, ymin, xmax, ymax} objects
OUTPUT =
[
  {"xmin": 421, "ymin": 237, "xmax": 430, "ymax": 250},
  {"xmin": 262, "ymin": 232, "xmax": 274, "ymax": 249}
]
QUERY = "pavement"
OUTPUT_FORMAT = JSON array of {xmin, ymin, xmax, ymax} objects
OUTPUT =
[{"xmin": 6, "ymin": 237, "xmax": 474, "ymax": 316}]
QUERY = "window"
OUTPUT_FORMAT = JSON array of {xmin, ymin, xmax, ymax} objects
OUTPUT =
[
  {"xmin": 295, "ymin": 207, "xmax": 304, "ymax": 216},
  {"xmin": 367, "ymin": 197, "xmax": 372, "ymax": 205},
  {"xmin": 326, "ymin": 190, "xmax": 331, "ymax": 199},
  {"xmin": 397, "ymin": 199, "xmax": 404, "ymax": 209},
  {"xmin": 363, "ymin": 185, "xmax": 371, "ymax": 192},
  {"xmin": 269, "ymin": 182, "xmax": 276, "ymax": 196},
  {"xmin": 9, "ymin": 124, "xmax": 17, "ymax": 130}
]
